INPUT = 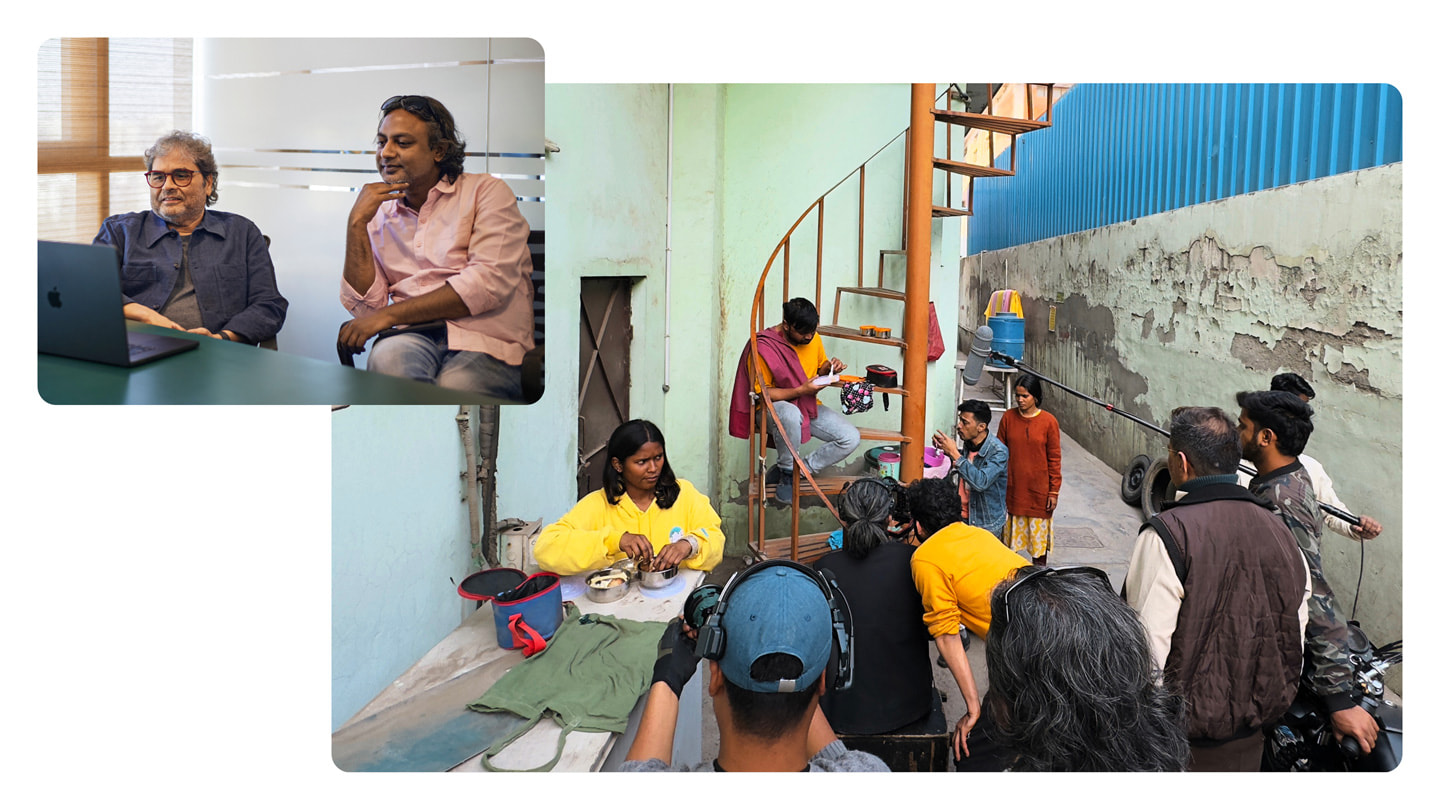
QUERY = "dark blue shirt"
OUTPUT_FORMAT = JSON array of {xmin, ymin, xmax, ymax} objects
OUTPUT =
[{"xmin": 93, "ymin": 209, "xmax": 287, "ymax": 344}]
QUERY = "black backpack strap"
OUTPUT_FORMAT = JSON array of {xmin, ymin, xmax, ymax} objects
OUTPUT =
[{"xmin": 1141, "ymin": 515, "xmax": 1188, "ymax": 584}]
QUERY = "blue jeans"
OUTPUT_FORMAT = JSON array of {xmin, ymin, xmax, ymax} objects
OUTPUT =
[
  {"xmin": 368, "ymin": 331, "xmax": 523, "ymax": 401},
  {"xmin": 768, "ymin": 401, "xmax": 860, "ymax": 472}
]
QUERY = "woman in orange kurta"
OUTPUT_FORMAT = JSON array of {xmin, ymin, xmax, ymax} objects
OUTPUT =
[{"xmin": 996, "ymin": 373, "xmax": 1062, "ymax": 565}]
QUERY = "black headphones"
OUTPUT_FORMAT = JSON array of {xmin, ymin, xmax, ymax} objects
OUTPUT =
[{"xmin": 695, "ymin": 559, "xmax": 855, "ymax": 692}]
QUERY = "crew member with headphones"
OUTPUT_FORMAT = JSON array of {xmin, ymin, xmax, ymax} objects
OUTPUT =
[{"xmin": 620, "ymin": 561, "xmax": 888, "ymax": 772}]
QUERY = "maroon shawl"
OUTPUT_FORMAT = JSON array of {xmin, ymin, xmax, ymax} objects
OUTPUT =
[{"xmin": 727, "ymin": 328, "xmax": 816, "ymax": 442}]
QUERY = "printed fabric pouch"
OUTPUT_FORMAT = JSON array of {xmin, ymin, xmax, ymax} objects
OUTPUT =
[
  {"xmin": 491, "ymin": 572, "xmax": 563, "ymax": 655},
  {"xmin": 840, "ymin": 378, "xmax": 874, "ymax": 415}
]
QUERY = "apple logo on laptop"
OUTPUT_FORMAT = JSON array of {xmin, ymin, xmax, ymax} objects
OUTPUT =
[{"xmin": 47, "ymin": 287, "xmax": 63, "ymax": 308}]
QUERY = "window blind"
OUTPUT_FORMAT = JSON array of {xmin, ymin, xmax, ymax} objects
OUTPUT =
[{"xmin": 37, "ymin": 38, "xmax": 192, "ymax": 243}]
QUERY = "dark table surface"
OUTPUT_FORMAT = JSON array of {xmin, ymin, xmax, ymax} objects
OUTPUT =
[{"xmin": 37, "ymin": 323, "xmax": 513, "ymax": 405}]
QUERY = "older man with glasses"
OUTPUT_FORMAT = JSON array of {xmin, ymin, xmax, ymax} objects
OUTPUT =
[
  {"xmin": 338, "ymin": 94, "xmax": 535, "ymax": 401},
  {"xmin": 93, "ymin": 131, "xmax": 288, "ymax": 346}
]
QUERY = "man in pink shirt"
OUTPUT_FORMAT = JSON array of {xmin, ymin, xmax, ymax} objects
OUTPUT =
[{"xmin": 338, "ymin": 95, "xmax": 535, "ymax": 401}]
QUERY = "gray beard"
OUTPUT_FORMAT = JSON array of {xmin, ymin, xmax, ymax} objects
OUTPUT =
[{"xmin": 154, "ymin": 201, "xmax": 203, "ymax": 228}]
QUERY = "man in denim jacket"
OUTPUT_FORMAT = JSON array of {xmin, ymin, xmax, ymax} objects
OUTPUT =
[
  {"xmin": 93, "ymin": 131, "xmax": 287, "ymax": 346},
  {"xmin": 932, "ymin": 399, "xmax": 1010, "ymax": 539}
]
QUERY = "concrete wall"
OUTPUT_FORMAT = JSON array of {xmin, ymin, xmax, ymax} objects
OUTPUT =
[{"xmin": 958, "ymin": 164, "xmax": 1403, "ymax": 683}]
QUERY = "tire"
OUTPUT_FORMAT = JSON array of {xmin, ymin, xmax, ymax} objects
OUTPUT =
[
  {"xmin": 1120, "ymin": 454, "xmax": 1150, "ymax": 506},
  {"xmin": 1139, "ymin": 456, "xmax": 1172, "ymax": 519}
]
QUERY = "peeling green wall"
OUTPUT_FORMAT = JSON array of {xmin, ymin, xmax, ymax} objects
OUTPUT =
[{"xmin": 959, "ymin": 164, "xmax": 1403, "ymax": 688}]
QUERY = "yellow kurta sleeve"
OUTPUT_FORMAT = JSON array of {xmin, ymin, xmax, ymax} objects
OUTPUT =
[
  {"xmin": 674, "ymin": 480, "xmax": 724, "ymax": 572},
  {"xmin": 532, "ymin": 491, "xmax": 628, "ymax": 575}
]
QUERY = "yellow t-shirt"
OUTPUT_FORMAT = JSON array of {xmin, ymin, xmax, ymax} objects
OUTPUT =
[
  {"xmin": 910, "ymin": 522, "xmax": 1028, "ymax": 640},
  {"xmin": 754, "ymin": 333, "xmax": 829, "ymax": 392}
]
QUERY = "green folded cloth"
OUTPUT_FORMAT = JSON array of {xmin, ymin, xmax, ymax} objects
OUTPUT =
[{"xmin": 468, "ymin": 607, "xmax": 667, "ymax": 771}]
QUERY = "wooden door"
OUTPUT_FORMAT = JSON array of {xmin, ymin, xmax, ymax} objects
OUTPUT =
[{"xmin": 576, "ymin": 278, "xmax": 633, "ymax": 499}]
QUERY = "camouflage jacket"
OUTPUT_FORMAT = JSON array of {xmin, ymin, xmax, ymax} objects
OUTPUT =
[{"xmin": 1248, "ymin": 459, "xmax": 1358, "ymax": 713}]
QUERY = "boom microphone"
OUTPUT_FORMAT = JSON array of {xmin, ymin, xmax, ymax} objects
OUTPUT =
[
  {"xmin": 961, "ymin": 325, "xmax": 993, "ymax": 387},
  {"xmin": 990, "ymin": 352, "xmax": 1365, "ymax": 528}
]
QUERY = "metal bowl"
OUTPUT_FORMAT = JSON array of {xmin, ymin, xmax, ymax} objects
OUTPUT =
[
  {"xmin": 637, "ymin": 563, "xmax": 679, "ymax": 590},
  {"xmin": 585, "ymin": 568, "xmax": 632, "ymax": 603}
]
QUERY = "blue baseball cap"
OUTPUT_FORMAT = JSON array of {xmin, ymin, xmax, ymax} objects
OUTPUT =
[{"xmin": 718, "ymin": 565, "xmax": 832, "ymax": 693}]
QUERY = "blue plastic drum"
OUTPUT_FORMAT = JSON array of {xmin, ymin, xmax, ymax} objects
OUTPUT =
[{"xmin": 987, "ymin": 313, "xmax": 1025, "ymax": 368}]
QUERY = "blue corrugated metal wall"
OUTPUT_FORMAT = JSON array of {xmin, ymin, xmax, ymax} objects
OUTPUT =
[{"xmin": 967, "ymin": 83, "xmax": 1402, "ymax": 253}]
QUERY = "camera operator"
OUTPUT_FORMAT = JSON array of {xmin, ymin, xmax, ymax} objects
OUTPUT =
[{"xmin": 621, "ymin": 566, "xmax": 888, "ymax": 772}]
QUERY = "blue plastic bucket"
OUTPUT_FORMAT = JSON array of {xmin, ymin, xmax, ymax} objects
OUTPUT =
[
  {"xmin": 491, "ymin": 572, "xmax": 563, "ymax": 649},
  {"xmin": 987, "ymin": 313, "xmax": 1025, "ymax": 368}
]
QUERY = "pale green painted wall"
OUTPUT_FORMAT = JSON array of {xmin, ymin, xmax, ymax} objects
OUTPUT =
[
  {"xmin": 331, "ymin": 406, "xmax": 473, "ymax": 730},
  {"xmin": 712, "ymin": 84, "xmax": 965, "ymax": 553}
]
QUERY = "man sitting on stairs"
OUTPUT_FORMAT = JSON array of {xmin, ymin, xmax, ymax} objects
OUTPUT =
[{"xmin": 728, "ymin": 297, "xmax": 861, "ymax": 506}]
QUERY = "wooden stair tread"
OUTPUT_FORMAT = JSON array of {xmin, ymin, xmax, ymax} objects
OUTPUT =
[
  {"xmin": 760, "ymin": 532, "xmax": 834, "ymax": 564},
  {"xmin": 835, "ymin": 285, "xmax": 905, "ymax": 301},
  {"xmin": 750, "ymin": 473, "xmax": 861, "ymax": 498},
  {"xmin": 878, "ymin": 249, "xmax": 906, "ymax": 255},
  {"xmin": 857, "ymin": 427, "xmax": 908, "ymax": 443},
  {"xmin": 931, "ymin": 108, "xmax": 1053, "ymax": 135},
  {"xmin": 931, "ymin": 204, "xmax": 971, "ymax": 218},
  {"xmin": 816, "ymin": 324, "xmax": 906, "ymax": 349},
  {"xmin": 932, "ymin": 157, "xmax": 1014, "ymax": 179}
]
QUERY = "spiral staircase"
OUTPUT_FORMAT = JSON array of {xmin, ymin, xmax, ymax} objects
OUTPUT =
[{"xmin": 742, "ymin": 83, "xmax": 1055, "ymax": 563}]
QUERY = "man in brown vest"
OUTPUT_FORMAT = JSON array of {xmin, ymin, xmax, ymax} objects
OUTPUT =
[{"xmin": 1124, "ymin": 406, "xmax": 1310, "ymax": 771}]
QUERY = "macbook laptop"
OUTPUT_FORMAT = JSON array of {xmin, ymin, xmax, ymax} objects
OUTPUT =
[{"xmin": 38, "ymin": 240, "xmax": 199, "ymax": 367}]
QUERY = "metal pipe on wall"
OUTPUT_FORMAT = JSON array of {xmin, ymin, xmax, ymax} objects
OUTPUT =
[
  {"xmin": 457, "ymin": 406, "xmax": 484, "ymax": 567},
  {"xmin": 663, "ymin": 83, "xmax": 674, "ymax": 393},
  {"xmin": 457, "ymin": 404, "xmax": 503, "ymax": 569}
]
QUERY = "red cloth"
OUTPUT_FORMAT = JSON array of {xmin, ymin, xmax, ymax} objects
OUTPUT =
[
  {"xmin": 728, "ymin": 328, "xmax": 816, "ymax": 442},
  {"xmin": 926, "ymin": 301, "xmax": 945, "ymax": 362},
  {"xmin": 997, "ymin": 408, "xmax": 1062, "ymax": 518}
]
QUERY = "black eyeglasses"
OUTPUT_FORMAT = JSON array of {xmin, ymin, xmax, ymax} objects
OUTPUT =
[
  {"xmin": 143, "ymin": 169, "xmax": 201, "ymax": 188},
  {"xmin": 1001, "ymin": 566, "xmax": 1112, "ymax": 625},
  {"xmin": 381, "ymin": 94, "xmax": 438, "ymax": 121}
]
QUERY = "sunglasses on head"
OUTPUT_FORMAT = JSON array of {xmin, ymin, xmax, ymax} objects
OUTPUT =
[
  {"xmin": 1001, "ymin": 565, "xmax": 1111, "ymax": 625},
  {"xmin": 381, "ymin": 95, "xmax": 438, "ymax": 121}
]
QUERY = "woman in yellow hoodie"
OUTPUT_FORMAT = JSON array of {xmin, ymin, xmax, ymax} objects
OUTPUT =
[{"xmin": 533, "ymin": 419, "xmax": 724, "ymax": 575}]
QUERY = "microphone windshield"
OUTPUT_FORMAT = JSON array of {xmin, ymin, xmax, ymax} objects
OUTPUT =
[{"xmin": 962, "ymin": 325, "xmax": 993, "ymax": 387}]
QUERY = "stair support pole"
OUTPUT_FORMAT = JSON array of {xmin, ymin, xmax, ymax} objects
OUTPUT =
[{"xmin": 900, "ymin": 83, "xmax": 934, "ymax": 482}]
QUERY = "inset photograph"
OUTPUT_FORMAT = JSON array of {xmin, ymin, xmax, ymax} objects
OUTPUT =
[{"xmin": 37, "ymin": 37, "xmax": 545, "ymax": 405}]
